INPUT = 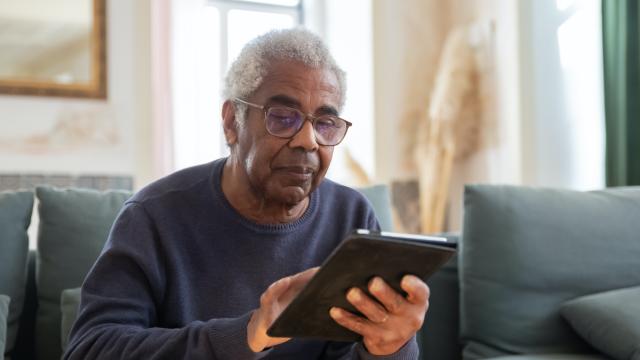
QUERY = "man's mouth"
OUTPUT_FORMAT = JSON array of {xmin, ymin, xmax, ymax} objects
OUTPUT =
[{"xmin": 276, "ymin": 166, "xmax": 316, "ymax": 181}]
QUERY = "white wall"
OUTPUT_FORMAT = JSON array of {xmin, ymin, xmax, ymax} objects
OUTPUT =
[
  {"xmin": 444, "ymin": 0, "xmax": 524, "ymax": 229},
  {"xmin": 372, "ymin": 0, "xmax": 451, "ymax": 183},
  {"xmin": 0, "ymin": 0, "xmax": 153, "ymax": 188}
]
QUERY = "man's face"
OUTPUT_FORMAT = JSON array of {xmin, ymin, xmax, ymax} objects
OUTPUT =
[{"xmin": 231, "ymin": 60, "xmax": 341, "ymax": 206}]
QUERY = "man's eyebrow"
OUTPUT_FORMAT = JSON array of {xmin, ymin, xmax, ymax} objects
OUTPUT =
[
  {"xmin": 316, "ymin": 105, "xmax": 339, "ymax": 116},
  {"xmin": 267, "ymin": 95, "xmax": 339, "ymax": 116},
  {"xmin": 267, "ymin": 95, "xmax": 300, "ymax": 108}
]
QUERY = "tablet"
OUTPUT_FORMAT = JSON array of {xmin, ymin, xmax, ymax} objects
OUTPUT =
[{"xmin": 266, "ymin": 229, "xmax": 457, "ymax": 342}]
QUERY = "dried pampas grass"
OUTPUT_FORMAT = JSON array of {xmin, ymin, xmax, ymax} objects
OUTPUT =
[{"xmin": 416, "ymin": 23, "xmax": 487, "ymax": 233}]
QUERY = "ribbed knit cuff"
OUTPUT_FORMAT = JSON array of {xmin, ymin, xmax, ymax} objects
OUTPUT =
[
  {"xmin": 206, "ymin": 312, "xmax": 273, "ymax": 360},
  {"xmin": 355, "ymin": 336, "xmax": 419, "ymax": 360}
]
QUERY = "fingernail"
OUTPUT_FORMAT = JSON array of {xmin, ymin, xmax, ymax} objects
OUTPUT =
[
  {"xmin": 402, "ymin": 275, "xmax": 417, "ymax": 288},
  {"xmin": 330, "ymin": 307, "xmax": 342, "ymax": 319},
  {"xmin": 347, "ymin": 288, "xmax": 360, "ymax": 302},
  {"xmin": 370, "ymin": 277, "xmax": 384, "ymax": 292}
]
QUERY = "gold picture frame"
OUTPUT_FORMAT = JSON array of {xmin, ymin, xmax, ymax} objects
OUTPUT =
[{"xmin": 0, "ymin": 0, "xmax": 107, "ymax": 99}]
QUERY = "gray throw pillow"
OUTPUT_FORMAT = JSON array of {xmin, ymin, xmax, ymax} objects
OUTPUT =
[
  {"xmin": 0, "ymin": 294, "xmax": 10, "ymax": 358},
  {"xmin": 561, "ymin": 286, "xmax": 640, "ymax": 360},
  {"xmin": 35, "ymin": 186, "xmax": 131, "ymax": 360},
  {"xmin": 0, "ymin": 191, "xmax": 33, "ymax": 355},
  {"xmin": 60, "ymin": 288, "xmax": 81, "ymax": 352},
  {"xmin": 460, "ymin": 185, "xmax": 640, "ymax": 359}
]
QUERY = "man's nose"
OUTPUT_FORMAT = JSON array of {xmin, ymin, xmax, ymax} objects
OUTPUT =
[{"xmin": 288, "ymin": 119, "xmax": 319, "ymax": 151}]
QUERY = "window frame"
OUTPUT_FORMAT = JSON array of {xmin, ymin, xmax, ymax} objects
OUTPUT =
[{"xmin": 207, "ymin": 0, "xmax": 303, "ymax": 88}]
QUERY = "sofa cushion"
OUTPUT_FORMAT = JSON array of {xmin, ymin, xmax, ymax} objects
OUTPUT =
[
  {"xmin": 35, "ymin": 186, "xmax": 131, "ymax": 360},
  {"xmin": 460, "ymin": 185, "xmax": 640, "ymax": 359},
  {"xmin": 0, "ymin": 294, "xmax": 10, "ymax": 357},
  {"xmin": 60, "ymin": 288, "xmax": 81, "ymax": 352},
  {"xmin": 561, "ymin": 286, "xmax": 640, "ymax": 360},
  {"xmin": 0, "ymin": 190, "xmax": 33, "ymax": 355}
]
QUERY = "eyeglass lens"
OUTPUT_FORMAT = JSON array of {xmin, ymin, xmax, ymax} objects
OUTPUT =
[{"xmin": 265, "ymin": 107, "xmax": 347, "ymax": 145}]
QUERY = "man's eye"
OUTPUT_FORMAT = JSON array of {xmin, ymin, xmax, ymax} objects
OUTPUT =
[
  {"xmin": 272, "ymin": 115, "xmax": 297, "ymax": 126},
  {"xmin": 316, "ymin": 117, "xmax": 339, "ymax": 128}
]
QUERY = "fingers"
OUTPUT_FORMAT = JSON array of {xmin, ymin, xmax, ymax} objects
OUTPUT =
[
  {"xmin": 247, "ymin": 309, "xmax": 291, "ymax": 352},
  {"xmin": 261, "ymin": 267, "xmax": 319, "ymax": 305},
  {"xmin": 329, "ymin": 307, "xmax": 376, "ymax": 338},
  {"xmin": 260, "ymin": 276, "xmax": 291, "ymax": 306},
  {"xmin": 368, "ymin": 277, "xmax": 407, "ymax": 314},
  {"xmin": 346, "ymin": 287, "xmax": 389, "ymax": 324},
  {"xmin": 330, "ymin": 275, "xmax": 430, "ymax": 356},
  {"xmin": 279, "ymin": 267, "xmax": 320, "ymax": 305},
  {"xmin": 289, "ymin": 267, "xmax": 319, "ymax": 288},
  {"xmin": 400, "ymin": 275, "xmax": 430, "ymax": 305},
  {"xmin": 249, "ymin": 268, "xmax": 320, "ymax": 353}
]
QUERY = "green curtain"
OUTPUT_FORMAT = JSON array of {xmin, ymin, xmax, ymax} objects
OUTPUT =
[{"xmin": 602, "ymin": 0, "xmax": 640, "ymax": 186}]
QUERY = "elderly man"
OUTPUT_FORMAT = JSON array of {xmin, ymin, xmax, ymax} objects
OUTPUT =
[{"xmin": 64, "ymin": 28, "xmax": 429, "ymax": 359}]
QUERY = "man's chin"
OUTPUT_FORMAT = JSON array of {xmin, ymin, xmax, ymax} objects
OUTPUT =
[
  {"xmin": 272, "ymin": 185, "xmax": 312, "ymax": 206},
  {"xmin": 261, "ymin": 174, "xmax": 321, "ymax": 206}
]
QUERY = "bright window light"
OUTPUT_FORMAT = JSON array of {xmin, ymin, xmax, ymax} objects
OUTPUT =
[
  {"xmin": 556, "ymin": 0, "xmax": 575, "ymax": 11},
  {"xmin": 234, "ymin": 0, "xmax": 300, "ymax": 6},
  {"xmin": 172, "ymin": 6, "xmax": 223, "ymax": 171},
  {"xmin": 227, "ymin": 10, "xmax": 295, "ymax": 63},
  {"xmin": 556, "ymin": 0, "xmax": 605, "ymax": 189}
]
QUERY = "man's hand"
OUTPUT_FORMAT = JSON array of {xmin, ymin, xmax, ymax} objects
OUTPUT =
[
  {"xmin": 247, "ymin": 267, "xmax": 319, "ymax": 352},
  {"xmin": 329, "ymin": 275, "xmax": 430, "ymax": 356}
]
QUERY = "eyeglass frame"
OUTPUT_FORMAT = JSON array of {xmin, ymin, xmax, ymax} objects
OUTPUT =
[{"xmin": 233, "ymin": 97, "xmax": 352, "ymax": 146}]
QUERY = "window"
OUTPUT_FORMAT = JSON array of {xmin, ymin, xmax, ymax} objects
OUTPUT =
[
  {"xmin": 555, "ymin": 0, "xmax": 605, "ymax": 189},
  {"xmin": 172, "ymin": 0, "xmax": 301, "ymax": 171},
  {"xmin": 520, "ymin": 0, "xmax": 605, "ymax": 189}
]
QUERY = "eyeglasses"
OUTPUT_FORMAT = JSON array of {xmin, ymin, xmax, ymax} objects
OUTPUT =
[{"xmin": 234, "ymin": 98, "xmax": 352, "ymax": 146}]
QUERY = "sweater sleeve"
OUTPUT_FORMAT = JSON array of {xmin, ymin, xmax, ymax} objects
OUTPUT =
[
  {"xmin": 63, "ymin": 203, "xmax": 269, "ymax": 360},
  {"xmin": 321, "ymin": 336, "xmax": 419, "ymax": 360}
]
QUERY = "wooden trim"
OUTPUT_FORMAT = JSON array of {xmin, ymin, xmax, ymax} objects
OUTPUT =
[{"xmin": 0, "ymin": 0, "xmax": 108, "ymax": 99}]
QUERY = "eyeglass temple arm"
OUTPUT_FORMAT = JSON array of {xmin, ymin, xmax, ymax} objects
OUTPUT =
[{"xmin": 234, "ymin": 98, "xmax": 263, "ymax": 110}]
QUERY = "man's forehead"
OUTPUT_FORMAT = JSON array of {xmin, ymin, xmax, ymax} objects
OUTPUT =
[
  {"xmin": 263, "ymin": 62, "xmax": 338, "ymax": 88},
  {"xmin": 266, "ymin": 94, "xmax": 339, "ymax": 115},
  {"xmin": 256, "ymin": 61, "xmax": 341, "ymax": 110}
]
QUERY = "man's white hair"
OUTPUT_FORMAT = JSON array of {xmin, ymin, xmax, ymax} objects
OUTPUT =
[{"xmin": 223, "ymin": 27, "xmax": 347, "ymax": 111}]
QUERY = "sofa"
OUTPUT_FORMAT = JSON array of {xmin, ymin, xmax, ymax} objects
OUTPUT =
[{"xmin": 1, "ymin": 185, "xmax": 639, "ymax": 360}]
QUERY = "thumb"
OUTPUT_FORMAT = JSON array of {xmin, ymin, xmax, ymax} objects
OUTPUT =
[
  {"xmin": 261, "ymin": 276, "xmax": 292, "ymax": 306},
  {"xmin": 291, "ymin": 267, "xmax": 319, "ymax": 283},
  {"xmin": 287, "ymin": 267, "xmax": 319, "ymax": 292}
]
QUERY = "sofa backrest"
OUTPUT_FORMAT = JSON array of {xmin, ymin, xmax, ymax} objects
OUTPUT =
[
  {"xmin": 460, "ymin": 185, "xmax": 640, "ymax": 359},
  {"xmin": 0, "ymin": 190, "xmax": 33, "ymax": 358},
  {"xmin": 34, "ymin": 186, "xmax": 132, "ymax": 360},
  {"xmin": 9, "ymin": 186, "xmax": 131, "ymax": 360}
]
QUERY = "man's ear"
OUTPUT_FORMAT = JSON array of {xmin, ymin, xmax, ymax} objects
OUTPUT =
[{"xmin": 222, "ymin": 100, "xmax": 238, "ymax": 145}]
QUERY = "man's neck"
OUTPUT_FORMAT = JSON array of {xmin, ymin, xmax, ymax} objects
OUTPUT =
[{"xmin": 220, "ymin": 159, "xmax": 309, "ymax": 224}]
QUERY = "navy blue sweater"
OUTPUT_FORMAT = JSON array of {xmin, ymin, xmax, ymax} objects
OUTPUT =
[{"xmin": 64, "ymin": 158, "xmax": 419, "ymax": 359}]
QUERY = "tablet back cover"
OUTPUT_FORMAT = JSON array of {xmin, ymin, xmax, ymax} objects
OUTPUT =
[{"xmin": 267, "ymin": 233, "xmax": 456, "ymax": 342}]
